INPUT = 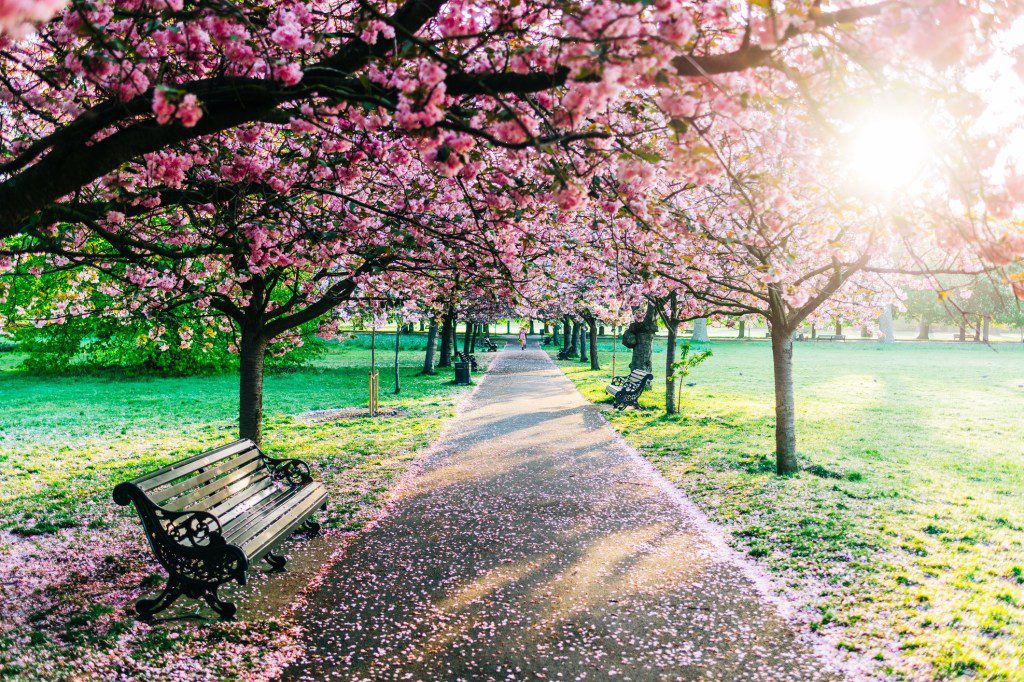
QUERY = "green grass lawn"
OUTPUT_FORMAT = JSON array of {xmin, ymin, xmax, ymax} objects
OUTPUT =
[
  {"xmin": 0, "ymin": 338, "xmax": 474, "ymax": 679},
  {"xmin": 554, "ymin": 338, "xmax": 1024, "ymax": 680}
]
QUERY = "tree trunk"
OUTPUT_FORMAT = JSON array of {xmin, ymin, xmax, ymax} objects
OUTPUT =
[
  {"xmin": 692, "ymin": 317, "xmax": 709, "ymax": 342},
  {"xmin": 562, "ymin": 318, "xmax": 571, "ymax": 351},
  {"xmin": 423, "ymin": 319, "xmax": 438, "ymax": 374},
  {"xmin": 463, "ymin": 320, "xmax": 472, "ymax": 356},
  {"xmin": 861, "ymin": 324, "xmax": 870, "ymax": 338},
  {"xmin": 588, "ymin": 318, "xmax": 600, "ymax": 370},
  {"xmin": 738, "ymin": 320, "xmax": 746, "ymax": 339},
  {"xmin": 529, "ymin": 320, "xmax": 535, "ymax": 334},
  {"xmin": 879, "ymin": 305, "xmax": 895, "ymax": 343},
  {"xmin": 771, "ymin": 326, "xmax": 798, "ymax": 475},
  {"xmin": 438, "ymin": 311, "xmax": 454, "ymax": 368},
  {"xmin": 239, "ymin": 330, "xmax": 268, "ymax": 445},
  {"xmin": 552, "ymin": 322, "xmax": 560, "ymax": 346},
  {"xmin": 916, "ymin": 319, "xmax": 930, "ymax": 340},
  {"xmin": 665, "ymin": 318, "xmax": 678, "ymax": 415},
  {"xmin": 469, "ymin": 323, "xmax": 477, "ymax": 353},
  {"xmin": 506, "ymin": 320, "xmax": 511, "ymax": 334},
  {"xmin": 983, "ymin": 315, "xmax": 991, "ymax": 343},
  {"xmin": 811, "ymin": 324, "xmax": 817, "ymax": 340},
  {"xmin": 627, "ymin": 304, "xmax": 658, "ymax": 372},
  {"xmin": 958, "ymin": 323, "xmax": 966, "ymax": 342},
  {"xmin": 571, "ymin": 320, "xmax": 580, "ymax": 356},
  {"xmin": 974, "ymin": 319, "xmax": 981, "ymax": 341},
  {"xmin": 394, "ymin": 324, "xmax": 401, "ymax": 394},
  {"xmin": 579, "ymin": 319, "xmax": 589, "ymax": 361},
  {"xmin": 835, "ymin": 320, "xmax": 842, "ymax": 336}
]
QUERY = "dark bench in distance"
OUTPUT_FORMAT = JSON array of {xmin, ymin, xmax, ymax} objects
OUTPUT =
[
  {"xmin": 480, "ymin": 337, "xmax": 499, "ymax": 352},
  {"xmin": 113, "ymin": 439, "xmax": 327, "ymax": 621},
  {"xmin": 455, "ymin": 350, "xmax": 479, "ymax": 371},
  {"xmin": 815, "ymin": 334, "xmax": 846, "ymax": 341},
  {"xmin": 605, "ymin": 368, "xmax": 654, "ymax": 410}
]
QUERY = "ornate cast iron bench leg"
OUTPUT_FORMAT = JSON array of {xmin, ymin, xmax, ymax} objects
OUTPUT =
[
  {"xmin": 199, "ymin": 585, "xmax": 237, "ymax": 621},
  {"xmin": 137, "ymin": 576, "xmax": 184, "ymax": 622},
  {"xmin": 264, "ymin": 551, "xmax": 288, "ymax": 572}
]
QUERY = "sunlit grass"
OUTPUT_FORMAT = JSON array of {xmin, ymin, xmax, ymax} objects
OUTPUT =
[
  {"xmin": 554, "ymin": 338, "xmax": 1024, "ymax": 680},
  {"xmin": 0, "ymin": 340, "xmax": 467, "ymax": 535},
  {"xmin": 0, "ymin": 338, "xmax": 474, "ymax": 678}
]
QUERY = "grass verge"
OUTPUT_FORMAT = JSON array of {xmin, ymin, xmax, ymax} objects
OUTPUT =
[{"xmin": 553, "ymin": 338, "xmax": 1024, "ymax": 680}]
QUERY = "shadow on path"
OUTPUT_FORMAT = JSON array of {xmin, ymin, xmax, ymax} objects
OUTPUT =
[{"xmin": 283, "ymin": 342, "xmax": 840, "ymax": 681}]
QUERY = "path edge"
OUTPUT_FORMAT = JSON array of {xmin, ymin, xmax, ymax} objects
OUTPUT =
[{"xmin": 540, "ymin": 349, "xmax": 880, "ymax": 682}]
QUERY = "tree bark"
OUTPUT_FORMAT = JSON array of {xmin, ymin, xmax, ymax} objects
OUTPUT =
[
  {"xmin": 958, "ymin": 323, "xmax": 966, "ymax": 342},
  {"xmin": 394, "ymin": 324, "xmax": 401, "ymax": 394},
  {"xmin": 771, "ymin": 326, "xmax": 798, "ymax": 474},
  {"xmin": 916, "ymin": 319, "xmax": 930, "ymax": 340},
  {"xmin": 423, "ymin": 318, "xmax": 438, "ymax": 374},
  {"xmin": 983, "ymin": 316, "xmax": 991, "ymax": 343},
  {"xmin": 562, "ymin": 317, "xmax": 571, "ymax": 351},
  {"xmin": 626, "ymin": 304, "xmax": 658, "ymax": 372},
  {"xmin": 835, "ymin": 320, "xmax": 842, "ymax": 336},
  {"xmin": 579, "ymin": 318, "xmax": 589, "ymax": 361},
  {"xmin": 879, "ymin": 305, "xmax": 895, "ymax": 343},
  {"xmin": 738, "ymin": 320, "xmax": 745, "ymax": 339},
  {"xmin": 529, "ymin": 320, "xmax": 535, "ymax": 335},
  {"xmin": 463, "ymin": 320, "xmax": 472, "ymax": 356},
  {"xmin": 571, "ymin": 320, "xmax": 581, "ymax": 357},
  {"xmin": 665, "ymin": 317, "xmax": 678, "ymax": 415},
  {"xmin": 692, "ymin": 317, "xmax": 710, "ymax": 342},
  {"xmin": 438, "ymin": 311, "xmax": 454, "ymax": 368},
  {"xmin": 552, "ymin": 322, "xmax": 560, "ymax": 346},
  {"xmin": 588, "ymin": 317, "xmax": 600, "ymax": 370},
  {"xmin": 238, "ymin": 330, "xmax": 268, "ymax": 445},
  {"xmin": 974, "ymin": 319, "xmax": 981, "ymax": 342}
]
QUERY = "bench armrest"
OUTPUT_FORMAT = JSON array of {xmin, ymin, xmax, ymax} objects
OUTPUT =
[
  {"xmin": 115, "ymin": 483, "xmax": 225, "ymax": 546},
  {"xmin": 263, "ymin": 456, "xmax": 313, "ymax": 485}
]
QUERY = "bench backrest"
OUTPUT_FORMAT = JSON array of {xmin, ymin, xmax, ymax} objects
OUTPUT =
[
  {"xmin": 620, "ymin": 369, "xmax": 653, "ymax": 392},
  {"xmin": 130, "ymin": 439, "xmax": 273, "ymax": 515}
]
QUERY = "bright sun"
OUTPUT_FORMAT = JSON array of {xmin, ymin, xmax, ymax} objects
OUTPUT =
[{"xmin": 846, "ymin": 110, "xmax": 933, "ymax": 194}]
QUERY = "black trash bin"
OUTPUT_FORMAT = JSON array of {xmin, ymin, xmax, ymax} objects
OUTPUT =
[{"xmin": 454, "ymin": 361, "xmax": 471, "ymax": 385}]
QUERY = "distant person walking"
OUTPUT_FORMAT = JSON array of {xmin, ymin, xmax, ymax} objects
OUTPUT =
[{"xmin": 519, "ymin": 327, "xmax": 527, "ymax": 350}]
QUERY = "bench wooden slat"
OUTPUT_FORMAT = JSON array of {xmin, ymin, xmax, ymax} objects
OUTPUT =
[
  {"xmin": 221, "ymin": 487, "xmax": 298, "ymax": 541},
  {"xmin": 148, "ymin": 449, "xmax": 263, "ymax": 505},
  {"xmin": 165, "ymin": 459, "xmax": 268, "ymax": 511},
  {"xmin": 243, "ymin": 489, "xmax": 327, "ymax": 562},
  {"xmin": 212, "ymin": 479, "xmax": 279, "ymax": 525},
  {"xmin": 237, "ymin": 485, "xmax": 328, "ymax": 560},
  {"xmin": 228, "ymin": 484, "xmax": 322, "ymax": 550},
  {"xmin": 135, "ymin": 440, "xmax": 257, "ymax": 491}
]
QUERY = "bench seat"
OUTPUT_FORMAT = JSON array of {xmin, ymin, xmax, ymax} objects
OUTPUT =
[
  {"xmin": 114, "ymin": 438, "xmax": 327, "ymax": 621},
  {"xmin": 605, "ymin": 369, "xmax": 653, "ymax": 409}
]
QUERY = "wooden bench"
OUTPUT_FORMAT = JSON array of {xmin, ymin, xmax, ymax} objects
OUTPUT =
[
  {"xmin": 605, "ymin": 368, "xmax": 654, "ymax": 410},
  {"xmin": 815, "ymin": 334, "xmax": 846, "ymax": 342},
  {"xmin": 113, "ymin": 439, "xmax": 327, "ymax": 621}
]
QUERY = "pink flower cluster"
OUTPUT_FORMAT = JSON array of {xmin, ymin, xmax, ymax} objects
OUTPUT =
[{"xmin": 152, "ymin": 88, "xmax": 202, "ymax": 127}]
